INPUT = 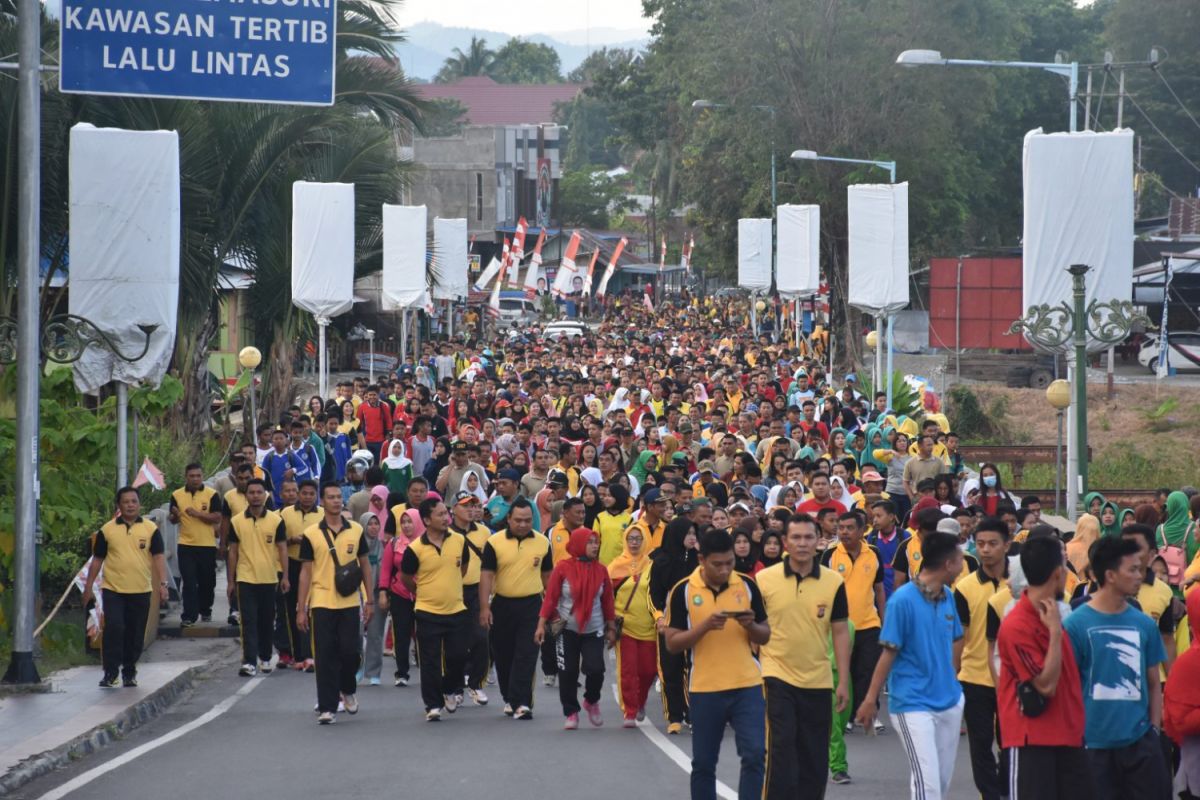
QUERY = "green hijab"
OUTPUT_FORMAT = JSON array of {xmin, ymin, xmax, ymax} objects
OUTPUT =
[
  {"xmin": 1083, "ymin": 491, "xmax": 1107, "ymax": 518},
  {"xmin": 1160, "ymin": 491, "xmax": 1192, "ymax": 546},
  {"xmin": 858, "ymin": 425, "xmax": 886, "ymax": 471},
  {"xmin": 1098, "ymin": 501, "xmax": 1122, "ymax": 538},
  {"xmin": 630, "ymin": 450, "xmax": 658, "ymax": 483}
]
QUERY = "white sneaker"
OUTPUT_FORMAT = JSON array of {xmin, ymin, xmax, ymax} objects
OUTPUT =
[
  {"xmin": 238, "ymin": 663, "xmax": 257, "ymax": 677},
  {"xmin": 443, "ymin": 694, "xmax": 458, "ymax": 713},
  {"xmin": 317, "ymin": 711, "xmax": 335, "ymax": 725},
  {"xmin": 337, "ymin": 701, "xmax": 345, "ymax": 713},
  {"xmin": 873, "ymin": 720, "xmax": 885, "ymax": 734},
  {"xmin": 394, "ymin": 676, "xmax": 409, "ymax": 687},
  {"xmin": 426, "ymin": 708, "xmax": 443, "ymax": 722},
  {"xmin": 503, "ymin": 703, "xmax": 514, "ymax": 717},
  {"xmin": 468, "ymin": 688, "xmax": 489, "ymax": 706},
  {"xmin": 258, "ymin": 654, "xmax": 278, "ymax": 674},
  {"xmin": 514, "ymin": 705, "xmax": 533, "ymax": 720},
  {"xmin": 543, "ymin": 675, "xmax": 557, "ymax": 687},
  {"xmin": 342, "ymin": 694, "xmax": 359, "ymax": 715}
]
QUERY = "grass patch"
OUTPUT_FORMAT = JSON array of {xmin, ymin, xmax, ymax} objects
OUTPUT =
[{"xmin": 0, "ymin": 609, "xmax": 97, "ymax": 679}]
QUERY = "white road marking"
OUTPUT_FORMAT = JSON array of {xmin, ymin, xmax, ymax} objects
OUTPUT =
[
  {"xmin": 36, "ymin": 677, "xmax": 267, "ymax": 800},
  {"xmin": 610, "ymin": 684, "xmax": 737, "ymax": 799}
]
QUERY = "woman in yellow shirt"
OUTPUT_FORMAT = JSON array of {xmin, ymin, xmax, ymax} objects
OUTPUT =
[
  {"xmin": 595, "ymin": 484, "xmax": 633, "ymax": 565},
  {"xmin": 609, "ymin": 525, "xmax": 656, "ymax": 727}
]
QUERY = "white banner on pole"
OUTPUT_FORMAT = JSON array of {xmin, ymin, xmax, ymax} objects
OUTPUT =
[
  {"xmin": 68, "ymin": 123, "xmax": 180, "ymax": 393},
  {"xmin": 292, "ymin": 181, "xmax": 355, "ymax": 319},
  {"xmin": 431, "ymin": 217, "xmax": 468, "ymax": 301},
  {"xmin": 1022, "ymin": 128, "xmax": 1134, "ymax": 313},
  {"xmin": 737, "ymin": 218, "xmax": 772, "ymax": 292},
  {"xmin": 847, "ymin": 182, "xmax": 909, "ymax": 313},
  {"xmin": 776, "ymin": 204, "xmax": 820, "ymax": 298},
  {"xmin": 382, "ymin": 204, "xmax": 427, "ymax": 310}
]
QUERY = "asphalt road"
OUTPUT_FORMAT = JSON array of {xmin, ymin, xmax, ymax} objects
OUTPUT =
[{"xmin": 12, "ymin": 649, "xmax": 979, "ymax": 800}]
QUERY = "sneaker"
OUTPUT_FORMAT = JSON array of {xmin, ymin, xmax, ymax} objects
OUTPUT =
[
  {"xmin": 425, "ymin": 708, "xmax": 443, "ymax": 722},
  {"xmin": 564, "ymin": 713, "xmax": 579, "ymax": 730},
  {"xmin": 623, "ymin": 716, "xmax": 637, "ymax": 728},
  {"xmin": 454, "ymin": 693, "xmax": 464, "ymax": 708},
  {"xmin": 122, "ymin": 675, "xmax": 138, "ymax": 688},
  {"xmin": 503, "ymin": 703, "xmax": 514, "ymax": 717},
  {"xmin": 238, "ymin": 663, "xmax": 257, "ymax": 677},
  {"xmin": 99, "ymin": 674, "xmax": 119, "ymax": 689},
  {"xmin": 368, "ymin": 677, "xmax": 381, "ymax": 686},
  {"xmin": 636, "ymin": 707, "xmax": 646, "ymax": 722},
  {"xmin": 179, "ymin": 619, "xmax": 195, "ymax": 629},
  {"xmin": 873, "ymin": 720, "xmax": 885, "ymax": 734},
  {"xmin": 514, "ymin": 705, "xmax": 533, "ymax": 720},
  {"xmin": 583, "ymin": 699, "xmax": 603, "ymax": 727},
  {"xmin": 342, "ymin": 694, "xmax": 359, "ymax": 715},
  {"xmin": 394, "ymin": 675, "xmax": 409, "ymax": 687},
  {"xmin": 543, "ymin": 675, "xmax": 557, "ymax": 687},
  {"xmin": 227, "ymin": 611, "xmax": 240, "ymax": 626},
  {"xmin": 277, "ymin": 653, "xmax": 294, "ymax": 667},
  {"xmin": 832, "ymin": 771, "xmax": 852, "ymax": 785},
  {"xmin": 200, "ymin": 614, "xmax": 212, "ymax": 622},
  {"xmin": 259, "ymin": 654, "xmax": 278, "ymax": 674},
  {"xmin": 318, "ymin": 711, "xmax": 335, "ymax": 725},
  {"xmin": 444, "ymin": 694, "xmax": 458, "ymax": 714},
  {"xmin": 337, "ymin": 701, "xmax": 345, "ymax": 713},
  {"xmin": 844, "ymin": 722, "xmax": 854, "ymax": 734},
  {"xmin": 667, "ymin": 722, "xmax": 683, "ymax": 735},
  {"xmin": 468, "ymin": 688, "xmax": 489, "ymax": 706}
]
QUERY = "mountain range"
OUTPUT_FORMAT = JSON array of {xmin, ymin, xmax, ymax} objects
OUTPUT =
[{"xmin": 395, "ymin": 21, "xmax": 650, "ymax": 82}]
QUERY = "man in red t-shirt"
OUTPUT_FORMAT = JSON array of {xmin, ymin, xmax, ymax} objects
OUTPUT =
[
  {"xmin": 796, "ymin": 473, "xmax": 846, "ymax": 516},
  {"xmin": 355, "ymin": 384, "xmax": 393, "ymax": 463},
  {"xmin": 996, "ymin": 536, "xmax": 1093, "ymax": 799}
]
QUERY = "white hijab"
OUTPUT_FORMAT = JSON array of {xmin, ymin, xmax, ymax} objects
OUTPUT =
[
  {"xmin": 383, "ymin": 439, "xmax": 411, "ymax": 470},
  {"xmin": 459, "ymin": 470, "xmax": 488, "ymax": 503}
]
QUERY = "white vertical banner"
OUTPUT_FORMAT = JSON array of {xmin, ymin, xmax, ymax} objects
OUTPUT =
[
  {"xmin": 1022, "ymin": 128, "xmax": 1134, "ymax": 313},
  {"xmin": 382, "ymin": 204, "xmax": 427, "ymax": 310},
  {"xmin": 68, "ymin": 123, "xmax": 180, "ymax": 393},
  {"xmin": 431, "ymin": 217, "xmax": 468, "ymax": 301},
  {"xmin": 776, "ymin": 204, "xmax": 820, "ymax": 299},
  {"xmin": 847, "ymin": 182, "xmax": 909, "ymax": 313},
  {"xmin": 292, "ymin": 181, "xmax": 356, "ymax": 318},
  {"xmin": 737, "ymin": 218, "xmax": 772, "ymax": 293}
]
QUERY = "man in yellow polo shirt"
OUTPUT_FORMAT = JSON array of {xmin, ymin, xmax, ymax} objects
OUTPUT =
[
  {"xmin": 665, "ymin": 529, "xmax": 770, "ymax": 800},
  {"xmin": 451, "ymin": 490, "xmax": 493, "ymax": 707},
  {"xmin": 227, "ymin": 478, "xmax": 288, "ymax": 677},
  {"xmin": 400, "ymin": 497, "xmax": 470, "ymax": 722},
  {"xmin": 296, "ymin": 483, "xmax": 373, "ymax": 725},
  {"xmin": 479, "ymin": 497, "xmax": 553, "ymax": 720},
  {"xmin": 952, "ymin": 516, "xmax": 1011, "ymax": 800},
  {"xmin": 81, "ymin": 487, "xmax": 169, "ymax": 688},
  {"xmin": 760, "ymin": 513, "xmax": 851, "ymax": 797},
  {"xmin": 629, "ymin": 488, "xmax": 668, "ymax": 552},
  {"xmin": 169, "ymin": 463, "xmax": 222, "ymax": 627},
  {"xmin": 278, "ymin": 479, "xmax": 321, "ymax": 670}
]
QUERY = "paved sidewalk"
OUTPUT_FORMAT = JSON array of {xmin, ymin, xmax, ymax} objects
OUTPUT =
[{"xmin": 0, "ymin": 637, "xmax": 238, "ymax": 794}]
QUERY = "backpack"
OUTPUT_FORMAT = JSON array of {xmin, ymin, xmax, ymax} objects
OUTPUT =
[{"xmin": 1157, "ymin": 521, "xmax": 1192, "ymax": 587}]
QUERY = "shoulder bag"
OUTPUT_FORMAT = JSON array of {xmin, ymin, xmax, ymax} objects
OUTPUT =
[{"xmin": 322, "ymin": 525, "xmax": 363, "ymax": 597}]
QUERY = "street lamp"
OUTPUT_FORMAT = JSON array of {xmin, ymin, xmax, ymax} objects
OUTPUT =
[
  {"xmin": 1045, "ymin": 379, "xmax": 1071, "ymax": 513},
  {"xmin": 1009, "ymin": 264, "xmax": 1147, "ymax": 517},
  {"xmin": 896, "ymin": 49, "xmax": 1080, "ymax": 133},
  {"xmin": 238, "ymin": 346, "xmax": 262, "ymax": 433},
  {"xmin": 693, "ymin": 99, "xmax": 778, "ymax": 339},
  {"xmin": 791, "ymin": 148, "xmax": 898, "ymax": 408}
]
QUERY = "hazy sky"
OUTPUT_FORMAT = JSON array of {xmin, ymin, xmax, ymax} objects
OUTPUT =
[{"xmin": 397, "ymin": 0, "xmax": 652, "ymax": 36}]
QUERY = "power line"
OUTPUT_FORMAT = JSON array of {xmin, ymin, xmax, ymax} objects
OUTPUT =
[
  {"xmin": 1124, "ymin": 92, "xmax": 1200, "ymax": 174},
  {"xmin": 1154, "ymin": 67, "xmax": 1200, "ymax": 134}
]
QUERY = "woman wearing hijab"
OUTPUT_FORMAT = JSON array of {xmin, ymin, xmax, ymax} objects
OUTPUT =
[
  {"xmin": 1097, "ymin": 500, "xmax": 1122, "ymax": 538},
  {"xmin": 459, "ymin": 471, "xmax": 489, "ymax": 505},
  {"xmin": 377, "ymin": 508, "xmax": 422, "ymax": 687},
  {"xmin": 359, "ymin": 512, "xmax": 388, "ymax": 686},
  {"xmin": 754, "ymin": 530, "xmax": 784, "ymax": 575},
  {"xmin": 580, "ymin": 483, "xmax": 604, "ymax": 530},
  {"xmin": 536, "ymin": 528, "xmax": 616, "ymax": 729},
  {"xmin": 1157, "ymin": 491, "xmax": 1196, "ymax": 592},
  {"xmin": 381, "ymin": 440, "xmax": 413, "ymax": 496},
  {"xmin": 1164, "ymin": 589, "xmax": 1200, "ymax": 800},
  {"xmin": 609, "ymin": 525, "xmax": 658, "ymax": 727},
  {"xmin": 649, "ymin": 518, "xmax": 699, "ymax": 734},
  {"xmin": 424, "ymin": 437, "xmax": 451, "ymax": 487},
  {"xmin": 596, "ymin": 484, "xmax": 633, "ymax": 565},
  {"xmin": 629, "ymin": 451, "xmax": 659, "ymax": 486},
  {"xmin": 732, "ymin": 523, "xmax": 762, "ymax": 574}
]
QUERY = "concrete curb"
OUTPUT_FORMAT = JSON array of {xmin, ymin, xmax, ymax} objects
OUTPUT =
[{"xmin": 0, "ymin": 662, "xmax": 208, "ymax": 795}]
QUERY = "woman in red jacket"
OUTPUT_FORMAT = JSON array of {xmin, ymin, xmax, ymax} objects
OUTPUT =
[
  {"xmin": 535, "ymin": 527, "xmax": 616, "ymax": 730},
  {"xmin": 1164, "ymin": 588, "xmax": 1200, "ymax": 798}
]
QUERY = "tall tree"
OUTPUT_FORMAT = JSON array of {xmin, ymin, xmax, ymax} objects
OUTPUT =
[
  {"xmin": 434, "ymin": 36, "xmax": 496, "ymax": 83},
  {"xmin": 491, "ymin": 38, "xmax": 563, "ymax": 84}
]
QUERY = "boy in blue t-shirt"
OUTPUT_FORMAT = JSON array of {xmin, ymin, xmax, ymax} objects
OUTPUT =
[
  {"xmin": 1063, "ymin": 533, "xmax": 1170, "ymax": 798},
  {"xmin": 855, "ymin": 530, "xmax": 965, "ymax": 800},
  {"xmin": 323, "ymin": 415, "xmax": 352, "ymax": 484},
  {"xmin": 261, "ymin": 429, "xmax": 308, "ymax": 507}
]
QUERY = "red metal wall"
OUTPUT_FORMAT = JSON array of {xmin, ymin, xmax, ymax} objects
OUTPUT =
[{"xmin": 928, "ymin": 257, "xmax": 1030, "ymax": 350}]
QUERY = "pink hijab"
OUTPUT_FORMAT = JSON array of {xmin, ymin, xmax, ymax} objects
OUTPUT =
[
  {"xmin": 369, "ymin": 485, "xmax": 390, "ymax": 531},
  {"xmin": 399, "ymin": 508, "xmax": 425, "ymax": 541}
]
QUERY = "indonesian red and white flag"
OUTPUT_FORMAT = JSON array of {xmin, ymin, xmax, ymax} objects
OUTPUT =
[
  {"xmin": 552, "ymin": 231, "xmax": 582, "ymax": 297},
  {"xmin": 132, "ymin": 456, "xmax": 165, "ymax": 490},
  {"xmin": 596, "ymin": 237, "xmax": 627, "ymax": 298},
  {"xmin": 681, "ymin": 234, "xmax": 695, "ymax": 274},
  {"xmin": 473, "ymin": 255, "xmax": 502, "ymax": 291},
  {"xmin": 643, "ymin": 292, "xmax": 655, "ymax": 313},
  {"xmin": 524, "ymin": 229, "xmax": 546, "ymax": 299},
  {"xmin": 582, "ymin": 249, "xmax": 601, "ymax": 296},
  {"xmin": 487, "ymin": 268, "xmax": 502, "ymax": 318},
  {"xmin": 512, "ymin": 217, "xmax": 527, "ymax": 263}
]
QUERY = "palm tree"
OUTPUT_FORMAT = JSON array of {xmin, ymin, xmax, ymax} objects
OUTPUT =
[{"xmin": 435, "ymin": 36, "xmax": 496, "ymax": 83}]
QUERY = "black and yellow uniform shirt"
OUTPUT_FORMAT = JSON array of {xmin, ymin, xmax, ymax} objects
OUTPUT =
[
  {"xmin": 95, "ymin": 517, "xmax": 164, "ymax": 594},
  {"xmin": 229, "ymin": 508, "xmax": 287, "ymax": 585},
  {"xmin": 667, "ymin": 568, "xmax": 767, "ymax": 693},
  {"xmin": 893, "ymin": 536, "xmax": 978, "ymax": 584},
  {"xmin": 757, "ymin": 560, "xmax": 848, "ymax": 689},
  {"xmin": 224, "ymin": 488, "xmax": 249, "ymax": 519},
  {"xmin": 170, "ymin": 486, "xmax": 221, "ymax": 547},
  {"xmin": 548, "ymin": 521, "xmax": 572, "ymax": 564},
  {"xmin": 298, "ymin": 518, "xmax": 368, "ymax": 611},
  {"xmin": 481, "ymin": 529, "xmax": 553, "ymax": 598},
  {"xmin": 821, "ymin": 542, "xmax": 883, "ymax": 631},
  {"xmin": 400, "ymin": 531, "xmax": 469, "ymax": 616},
  {"xmin": 627, "ymin": 517, "xmax": 666, "ymax": 555},
  {"xmin": 281, "ymin": 504, "xmax": 322, "ymax": 561},
  {"xmin": 1137, "ymin": 571, "xmax": 1176, "ymax": 637},
  {"xmin": 457, "ymin": 522, "xmax": 495, "ymax": 587},
  {"xmin": 953, "ymin": 566, "xmax": 1008, "ymax": 687}
]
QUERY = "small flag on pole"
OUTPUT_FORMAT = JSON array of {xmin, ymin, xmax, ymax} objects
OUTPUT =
[
  {"xmin": 524, "ymin": 229, "xmax": 546, "ymax": 299},
  {"xmin": 132, "ymin": 457, "xmax": 166, "ymax": 490},
  {"xmin": 552, "ymin": 231, "xmax": 582, "ymax": 297},
  {"xmin": 596, "ymin": 237, "xmax": 628, "ymax": 298},
  {"xmin": 583, "ymin": 249, "xmax": 601, "ymax": 297}
]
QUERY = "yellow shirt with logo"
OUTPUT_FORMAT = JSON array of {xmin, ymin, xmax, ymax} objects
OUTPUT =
[
  {"xmin": 229, "ymin": 509, "xmax": 287, "ymax": 585},
  {"xmin": 171, "ymin": 486, "xmax": 221, "ymax": 547},
  {"xmin": 628, "ymin": 517, "xmax": 666, "ymax": 555},
  {"xmin": 548, "ymin": 521, "xmax": 572, "ymax": 564},
  {"xmin": 298, "ymin": 518, "xmax": 368, "ymax": 610},
  {"xmin": 281, "ymin": 504, "xmax": 322, "ymax": 560},
  {"xmin": 953, "ymin": 568, "xmax": 1007, "ymax": 687},
  {"xmin": 667, "ymin": 568, "xmax": 766, "ymax": 693},
  {"xmin": 95, "ymin": 517, "xmax": 164, "ymax": 594},
  {"xmin": 821, "ymin": 542, "xmax": 883, "ymax": 631},
  {"xmin": 457, "ymin": 522, "xmax": 493, "ymax": 586},
  {"xmin": 756, "ymin": 561, "xmax": 848, "ymax": 689},
  {"xmin": 481, "ymin": 529, "xmax": 553, "ymax": 598},
  {"xmin": 400, "ymin": 532, "xmax": 469, "ymax": 616}
]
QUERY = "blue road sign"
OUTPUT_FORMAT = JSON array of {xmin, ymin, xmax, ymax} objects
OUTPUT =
[{"xmin": 60, "ymin": 0, "xmax": 337, "ymax": 105}]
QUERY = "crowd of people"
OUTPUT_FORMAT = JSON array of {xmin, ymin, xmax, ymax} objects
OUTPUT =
[{"xmin": 80, "ymin": 295, "xmax": 1200, "ymax": 800}]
